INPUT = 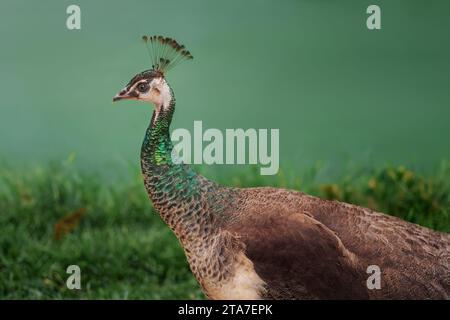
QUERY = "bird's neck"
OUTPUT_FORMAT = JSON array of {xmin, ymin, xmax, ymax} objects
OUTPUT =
[
  {"xmin": 140, "ymin": 90, "xmax": 230, "ymax": 251},
  {"xmin": 141, "ymin": 100, "xmax": 176, "ymax": 166}
]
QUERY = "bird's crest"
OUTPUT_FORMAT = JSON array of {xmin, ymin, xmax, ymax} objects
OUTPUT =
[{"xmin": 142, "ymin": 35, "xmax": 193, "ymax": 75}]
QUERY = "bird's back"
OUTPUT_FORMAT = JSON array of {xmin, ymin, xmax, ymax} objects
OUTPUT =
[{"xmin": 226, "ymin": 187, "xmax": 450, "ymax": 299}]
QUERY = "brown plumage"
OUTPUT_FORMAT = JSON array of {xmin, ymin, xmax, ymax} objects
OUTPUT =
[{"xmin": 226, "ymin": 188, "xmax": 450, "ymax": 299}]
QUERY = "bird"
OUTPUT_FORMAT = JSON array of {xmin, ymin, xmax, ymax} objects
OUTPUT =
[{"xmin": 113, "ymin": 35, "xmax": 450, "ymax": 300}]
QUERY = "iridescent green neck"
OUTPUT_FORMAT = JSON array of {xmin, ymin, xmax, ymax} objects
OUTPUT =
[
  {"xmin": 139, "ymin": 89, "xmax": 201, "ymax": 205},
  {"xmin": 141, "ymin": 103, "xmax": 175, "ymax": 166}
]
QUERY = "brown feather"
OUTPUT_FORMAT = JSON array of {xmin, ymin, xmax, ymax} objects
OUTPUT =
[{"xmin": 226, "ymin": 187, "xmax": 450, "ymax": 299}]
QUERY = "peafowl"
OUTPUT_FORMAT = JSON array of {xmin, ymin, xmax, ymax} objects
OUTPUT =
[{"xmin": 113, "ymin": 35, "xmax": 450, "ymax": 300}]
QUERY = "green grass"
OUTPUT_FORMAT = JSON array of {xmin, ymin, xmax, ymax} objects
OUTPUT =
[{"xmin": 0, "ymin": 160, "xmax": 449, "ymax": 299}]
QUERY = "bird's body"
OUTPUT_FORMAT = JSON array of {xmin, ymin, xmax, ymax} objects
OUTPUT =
[
  {"xmin": 114, "ymin": 36, "xmax": 450, "ymax": 299},
  {"xmin": 142, "ymin": 155, "xmax": 450, "ymax": 300},
  {"xmin": 228, "ymin": 188, "xmax": 450, "ymax": 299}
]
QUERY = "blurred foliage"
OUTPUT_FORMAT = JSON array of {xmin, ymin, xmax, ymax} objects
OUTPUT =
[
  {"xmin": 317, "ymin": 164, "xmax": 449, "ymax": 232},
  {"xmin": 0, "ymin": 159, "xmax": 448, "ymax": 299}
]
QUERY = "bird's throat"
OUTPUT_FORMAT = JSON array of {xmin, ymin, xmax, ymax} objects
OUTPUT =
[{"xmin": 142, "ymin": 107, "xmax": 174, "ymax": 166}]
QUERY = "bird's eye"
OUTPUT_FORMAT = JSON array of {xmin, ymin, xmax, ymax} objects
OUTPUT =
[{"xmin": 137, "ymin": 83, "xmax": 149, "ymax": 93}]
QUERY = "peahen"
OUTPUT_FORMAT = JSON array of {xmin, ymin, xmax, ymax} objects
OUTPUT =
[{"xmin": 113, "ymin": 35, "xmax": 450, "ymax": 299}]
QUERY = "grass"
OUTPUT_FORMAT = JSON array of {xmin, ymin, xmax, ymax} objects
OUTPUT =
[{"xmin": 0, "ymin": 159, "xmax": 449, "ymax": 299}]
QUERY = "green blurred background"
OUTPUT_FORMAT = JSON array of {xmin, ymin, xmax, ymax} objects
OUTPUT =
[
  {"xmin": 1, "ymin": 0, "xmax": 449, "ymax": 174},
  {"xmin": 0, "ymin": 0, "xmax": 449, "ymax": 299}
]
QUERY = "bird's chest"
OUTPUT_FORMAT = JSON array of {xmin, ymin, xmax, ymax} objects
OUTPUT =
[{"xmin": 185, "ymin": 243, "xmax": 266, "ymax": 300}]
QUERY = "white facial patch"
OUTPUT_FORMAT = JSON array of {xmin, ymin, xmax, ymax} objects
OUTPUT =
[{"xmin": 150, "ymin": 77, "xmax": 172, "ymax": 109}]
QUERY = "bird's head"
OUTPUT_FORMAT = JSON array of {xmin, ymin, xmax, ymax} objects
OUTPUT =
[
  {"xmin": 113, "ymin": 35, "xmax": 192, "ymax": 110},
  {"xmin": 113, "ymin": 70, "xmax": 172, "ymax": 108}
]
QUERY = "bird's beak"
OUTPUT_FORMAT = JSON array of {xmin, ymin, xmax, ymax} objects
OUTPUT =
[
  {"xmin": 112, "ymin": 89, "xmax": 133, "ymax": 102},
  {"xmin": 112, "ymin": 94, "xmax": 123, "ymax": 102}
]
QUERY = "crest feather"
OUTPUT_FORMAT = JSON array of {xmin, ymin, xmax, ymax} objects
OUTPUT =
[{"xmin": 142, "ymin": 35, "xmax": 193, "ymax": 74}]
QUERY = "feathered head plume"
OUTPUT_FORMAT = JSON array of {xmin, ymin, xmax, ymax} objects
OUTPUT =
[{"xmin": 142, "ymin": 35, "xmax": 193, "ymax": 75}]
